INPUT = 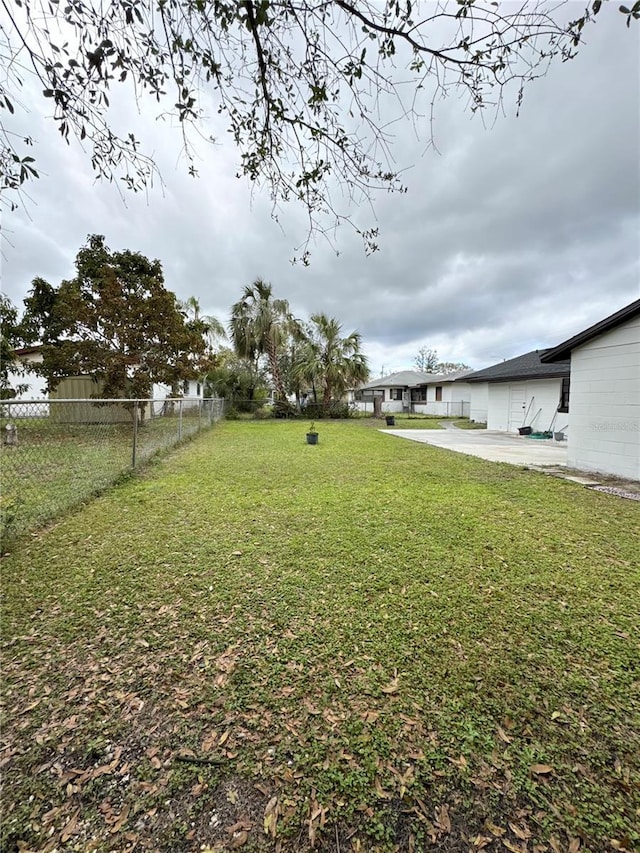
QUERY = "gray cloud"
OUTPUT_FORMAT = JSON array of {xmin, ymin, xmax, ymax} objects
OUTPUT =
[{"xmin": 1, "ymin": 6, "xmax": 638, "ymax": 375}]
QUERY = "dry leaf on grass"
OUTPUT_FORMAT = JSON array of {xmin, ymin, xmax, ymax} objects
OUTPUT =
[
  {"xmin": 381, "ymin": 674, "xmax": 400, "ymax": 694},
  {"xmin": 60, "ymin": 808, "xmax": 81, "ymax": 842},
  {"xmin": 530, "ymin": 764, "xmax": 554, "ymax": 776},
  {"xmin": 263, "ymin": 796, "xmax": 279, "ymax": 838}
]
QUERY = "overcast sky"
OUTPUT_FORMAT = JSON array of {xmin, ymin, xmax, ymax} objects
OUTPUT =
[{"xmin": 1, "ymin": 4, "xmax": 638, "ymax": 377}]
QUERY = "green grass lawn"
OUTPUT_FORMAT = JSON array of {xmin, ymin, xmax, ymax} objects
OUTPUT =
[
  {"xmin": 2, "ymin": 420, "xmax": 639, "ymax": 853},
  {"xmin": 0, "ymin": 412, "xmax": 206, "ymax": 542},
  {"xmin": 369, "ymin": 415, "xmax": 445, "ymax": 429},
  {"xmin": 453, "ymin": 419, "xmax": 488, "ymax": 430}
]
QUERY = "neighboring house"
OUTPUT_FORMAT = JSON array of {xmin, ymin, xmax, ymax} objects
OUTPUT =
[
  {"xmin": 351, "ymin": 369, "xmax": 472, "ymax": 415},
  {"xmin": 464, "ymin": 350, "xmax": 571, "ymax": 432},
  {"xmin": 7, "ymin": 346, "xmax": 48, "ymax": 400},
  {"xmin": 351, "ymin": 371, "xmax": 429, "ymax": 414},
  {"xmin": 541, "ymin": 299, "xmax": 640, "ymax": 481},
  {"xmin": 411, "ymin": 369, "xmax": 473, "ymax": 417}
]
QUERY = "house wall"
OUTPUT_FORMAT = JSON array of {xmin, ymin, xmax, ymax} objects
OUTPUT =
[
  {"xmin": 469, "ymin": 382, "xmax": 489, "ymax": 424},
  {"xmin": 565, "ymin": 317, "xmax": 640, "ymax": 480},
  {"xmin": 451, "ymin": 381, "xmax": 471, "ymax": 404},
  {"xmin": 354, "ymin": 399, "xmax": 409, "ymax": 414},
  {"xmin": 8, "ymin": 352, "xmax": 48, "ymax": 399},
  {"xmin": 353, "ymin": 386, "xmax": 408, "ymax": 414},
  {"xmin": 487, "ymin": 378, "xmax": 563, "ymax": 433},
  {"xmin": 412, "ymin": 401, "xmax": 469, "ymax": 417},
  {"xmin": 412, "ymin": 380, "xmax": 470, "ymax": 411}
]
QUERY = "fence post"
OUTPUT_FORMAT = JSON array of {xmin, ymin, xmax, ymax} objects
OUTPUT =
[
  {"xmin": 178, "ymin": 398, "xmax": 183, "ymax": 441},
  {"xmin": 132, "ymin": 402, "xmax": 138, "ymax": 468}
]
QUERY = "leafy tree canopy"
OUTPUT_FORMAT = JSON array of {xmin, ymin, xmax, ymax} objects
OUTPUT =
[
  {"xmin": 21, "ymin": 235, "xmax": 210, "ymax": 399},
  {"xmin": 2, "ymin": 0, "xmax": 631, "ymax": 254},
  {"xmin": 204, "ymin": 346, "xmax": 270, "ymax": 411},
  {"xmin": 0, "ymin": 294, "xmax": 28, "ymax": 399},
  {"xmin": 414, "ymin": 345, "xmax": 469, "ymax": 374},
  {"xmin": 229, "ymin": 278, "xmax": 300, "ymax": 402},
  {"xmin": 295, "ymin": 312, "xmax": 369, "ymax": 408}
]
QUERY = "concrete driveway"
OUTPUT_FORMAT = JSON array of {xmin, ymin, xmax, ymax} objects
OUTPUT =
[{"xmin": 382, "ymin": 427, "xmax": 568, "ymax": 468}]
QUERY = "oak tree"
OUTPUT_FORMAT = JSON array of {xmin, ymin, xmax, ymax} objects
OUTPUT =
[{"xmin": 21, "ymin": 235, "xmax": 209, "ymax": 400}]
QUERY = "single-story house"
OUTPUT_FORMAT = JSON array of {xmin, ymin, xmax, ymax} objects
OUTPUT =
[
  {"xmin": 410, "ymin": 369, "xmax": 473, "ymax": 417},
  {"xmin": 350, "ymin": 371, "xmax": 429, "ymax": 414},
  {"xmin": 541, "ymin": 299, "xmax": 640, "ymax": 480},
  {"xmin": 350, "ymin": 369, "xmax": 472, "ymax": 416},
  {"xmin": 464, "ymin": 350, "xmax": 571, "ymax": 432}
]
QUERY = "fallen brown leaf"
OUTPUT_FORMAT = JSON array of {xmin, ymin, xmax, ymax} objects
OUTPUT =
[
  {"xmin": 530, "ymin": 764, "xmax": 553, "ymax": 776},
  {"xmin": 435, "ymin": 804, "xmax": 451, "ymax": 834},
  {"xmin": 60, "ymin": 808, "xmax": 81, "ymax": 843},
  {"xmin": 110, "ymin": 804, "xmax": 130, "ymax": 833},
  {"xmin": 230, "ymin": 831, "xmax": 249, "ymax": 849}
]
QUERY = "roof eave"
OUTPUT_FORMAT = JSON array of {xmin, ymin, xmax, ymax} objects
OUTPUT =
[{"xmin": 541, "ymin": 298, "xmax": 640, "ymax": 362}]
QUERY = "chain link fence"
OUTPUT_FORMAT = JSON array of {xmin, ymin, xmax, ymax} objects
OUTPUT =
[{"xmin": 0, "ymin": 397, "xmax": 225, "ymax": 545}]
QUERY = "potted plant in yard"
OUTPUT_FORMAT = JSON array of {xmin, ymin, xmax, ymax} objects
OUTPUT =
[{"xmin": 306, "ymin": 421, "xmax": 319, "ymax": 445}]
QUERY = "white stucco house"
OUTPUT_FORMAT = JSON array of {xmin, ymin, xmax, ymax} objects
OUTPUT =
[
  {"xmin": 410, "ymin": 369, "xmax": 473, "ymax": 416},
  {"xmin": 7, "ymin": 347, "xmax": 48, "ymax": 400},
  {"xmin": 350, "ymin": 371, "xmax": 428, "ymax": 414},
  {"xmin": 464, "ymin": 350, "xmax": 571, "ymax": 433},
  {"xmin": 351, "ymin": 369, "xmax": 472, "ymax": 416},
  {"xmin": 541, "ymin": 299, "xmax": 640, "ymax": 481}
]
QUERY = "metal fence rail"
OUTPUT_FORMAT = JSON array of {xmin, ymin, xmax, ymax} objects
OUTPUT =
[{"xmin": 0, "ymin": 397, "xmax": 225, "ymax": 545}]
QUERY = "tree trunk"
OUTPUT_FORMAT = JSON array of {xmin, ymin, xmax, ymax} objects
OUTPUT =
[{"xmin": 267, "ymin": 336, "xmax": 286, "ymax": 402}]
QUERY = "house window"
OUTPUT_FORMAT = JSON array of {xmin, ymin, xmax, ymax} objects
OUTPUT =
[
  {"xmin": 411, "ymin": 388, "xmax": 426, "ymax": 402},
  {"xmin": 390, "ymin": 388, "xmax": 403, "ymax": 401},
  {"xmin": 183, "ymin": 380, "xmax": 190, "ymax": 394},
  {"xmin": 558, "ymin": 377, "xmax": 570, "ymax": 413},
  {"xmin": 355, "ymin": 389, "xmax": 384, "ymax": 402},
  {"xmin": 435, "ymin": 386, "xmax": 443, "ymax": 402}
]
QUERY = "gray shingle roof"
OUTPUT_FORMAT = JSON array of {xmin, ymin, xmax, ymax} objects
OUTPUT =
[
  {"xmin": 415, "ymin": 368, "xmax": 475, "ymax": 384},
  {"xmin": 464, "ymin": 350, "xmax": 570, "ymax": 383},
  {"xmin": 357, "ymin": 368, "xmax": 475, "ymax": 390},
  {"xmin": 357, "ymin": 370, "xmax": 431, "ymax": 390}
]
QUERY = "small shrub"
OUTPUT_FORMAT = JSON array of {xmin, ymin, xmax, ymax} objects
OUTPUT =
[
  {"xmin": 253, "ymin": 407, "xmax": 273, "ymax": 420},
  {"xmin": 302, "ymin": 401, "xmax": 355, "ymax": 420}
]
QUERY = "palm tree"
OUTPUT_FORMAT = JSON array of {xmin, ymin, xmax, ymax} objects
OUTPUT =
[
  {"xmin": 179, "ymin": 296, "xmax": 226, "ymax": 354},
  {"xmin": 296, "ymin": 313, "xmax": 369, "ymax": 412},
  {"xmin": 229, "ymin": 279, "xmax": 298, "ymax": 403}
]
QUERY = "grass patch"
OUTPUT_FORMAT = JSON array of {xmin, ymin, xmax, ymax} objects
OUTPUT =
[
  {"xmin": 0, "ymin": 410, "xmax": 209, "ymax": 544},
  {"xmin": 454, "ymin": 418, "xmax": 488, "ymax": 430},
  {"xmin": 365, "ymin": 415, "xmax": 445, "ymax": 429},
  {"xmin": 2, "ymin": 419, "xmax": 639, "ymax": 852}
]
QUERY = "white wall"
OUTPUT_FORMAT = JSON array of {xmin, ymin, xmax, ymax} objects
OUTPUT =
[
  {"xmin": 566, "ymin": 317, "xmax": 640, "ymax": 480},
  {"xmin": 9, "ymin": 353, "xmax": 48, "ymax": 399},
  {"xmin": 469, "ymin": 382, "xmax": 489, "ymax": 424},
  {"xmin": 412, "ymin": 401, "xmax": 468, "ymax": 416},
  {"xmin": 486, "ymin": 378, "xmax": 563, "ymax": 432},
  {"xmin": 417, "ymin": 381, "xmax": 469, "ymax": 404},
  {"xmin": 451, "ymin": 381, "xmax": 471, "ymax": 404}
]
